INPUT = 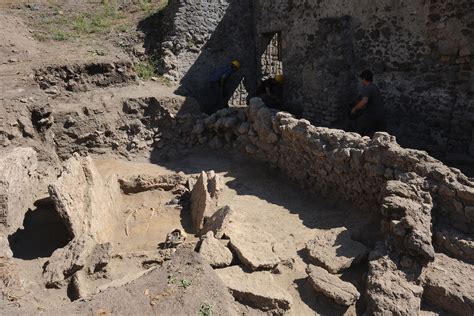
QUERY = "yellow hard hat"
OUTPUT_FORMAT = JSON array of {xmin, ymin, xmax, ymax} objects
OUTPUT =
[
  {"xmin": 231, "ymin": 60, "xmax": 241, "ymax": 69},
  {"xmin": 275, "ymin": 74, "xmax": 284, "ymax": 83}
]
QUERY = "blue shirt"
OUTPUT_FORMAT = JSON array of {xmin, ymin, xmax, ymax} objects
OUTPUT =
[{"xmin": 210, "ymin": 65, "xmax": 236, "ymax": 82}]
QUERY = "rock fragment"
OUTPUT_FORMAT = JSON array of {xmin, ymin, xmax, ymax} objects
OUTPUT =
[
  {"xmin": 199, "ymin": 206, "xmax": 278, "ymax": 270},
  {"xmin": 226, "ymin": 223, "xmax": 279, "ymax": 271},
  {"xmin": 198, "ymin": 231, "xmax": 233, "ymax": 268},
  {"xmin": 422, "ymin": 253, "xmax": 474, "ymax": 315},
  {"xmin": 200, "ymin": 205, "xmax": 237, "ymax": 238},
  {"xmin": 366, "ymin": 248, "xmax": 423, "ymax": 315},
  {"xmin": 306, "ymin": 265, "xmax": 359, "ymax": 306},
  {"xmin": 381, "ymin": 178, "xmax": 435, "ymax": 262},
  {"xmin": 190, "ymin": 171, "xmax": 217, "ymax": 232},
  {"xmin": 43, "ymin": 235, "xmax": 95, "ymax": 288},
  {"xmin": 305, "ymin": 227, "xmax": 368, "ymax": 273},
  {"xmin": 216, "ymin": 265, "xmax": 292, "ymax": 312},
  {"xmin": 86, "ymin": 242, "xmax": 112, "ymax": 274}
]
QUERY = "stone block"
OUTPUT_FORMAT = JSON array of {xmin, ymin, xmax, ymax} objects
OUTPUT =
[
  {"xmin": 306, "ymin": 265, "xmax": 359, "ymax": 306},
  {"xmin": 216, "ymin": 266, "xmax": 292, "ymax": 312},
  {"xmin": 305, "ymin": 227, "xmax": 368, "ymax": 273}
]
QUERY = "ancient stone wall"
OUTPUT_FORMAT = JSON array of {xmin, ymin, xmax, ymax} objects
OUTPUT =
[
  {"xmin": 157, "ymin": 0, "xmax": 258, "ymax": 102},
  {"xmin": 184, "ymin": 98, "xmax": 474, "ymax": 264},
  {"xmin": 254, "ymin": 0, "xmax": 474, "ymax": 157}
]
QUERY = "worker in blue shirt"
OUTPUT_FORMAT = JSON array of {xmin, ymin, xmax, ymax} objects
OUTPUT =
[{"xmin": 207, "ymin": 60, "xmax": 241, "ymax": 114}]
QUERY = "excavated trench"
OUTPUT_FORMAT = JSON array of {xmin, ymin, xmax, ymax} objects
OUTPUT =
[{"xmin": 1, "ymin": 60, "xmax": 473, "ymax": 315}]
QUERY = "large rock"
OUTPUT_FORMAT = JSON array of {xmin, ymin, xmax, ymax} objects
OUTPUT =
[
  {"xmin": 200, "ymin": 205, "xmax": 237, "ymax": 238},
  {"xmin": 200, "ymin": 205, "xmax": 278, "ymax": 270},
  {"xmin": 216, "ymin": 265, "xmax": 292, "ymax": 312},
  {"xmin": 305, "ymin": 227, "xmax": 368, "ymax": 273},
  {"xmin": 48, "ymin": 155, "xmax": 121, "ymax": 242},
  {"xmin": 0, "ymin": 147, "xmax": 38, "ymax": 235},
  {"xmin": 421, "ymin": 253, "xmax": 474, "ymax": 315},
  {"xmin": 43, "ymin": 235, "xmax": 95, "ymax": 288},
  {"xmin": 190, "ymin": 171, "xmax": 218, "ymax": 232},
  {"xmin": 226, "ymin": 222, "xmax": 279, "ymax": 271},
  {"xmin": 198, "ymin": 231, "xmax": 233, "ymax": 268},
  {"xmin": 306, "ymin": 265, "xmax": 359, "ymax": 307},
  {"xmin": 366, "ymin": 248, "xmax": 423, "ymax": 315}
]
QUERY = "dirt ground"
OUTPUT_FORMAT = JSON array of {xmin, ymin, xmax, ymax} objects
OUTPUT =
[{"xmin": 4, "ymin": 148, "xmax": 374, "ymax": 314}]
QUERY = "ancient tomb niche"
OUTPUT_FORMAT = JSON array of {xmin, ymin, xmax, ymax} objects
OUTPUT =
[
  {"xmin": 8, "ymin": 198, "xmax": 73, "ymax": 260},
  {"xmin": 260, "ymin": 32, "xmax": 283, "ymax": 80}
]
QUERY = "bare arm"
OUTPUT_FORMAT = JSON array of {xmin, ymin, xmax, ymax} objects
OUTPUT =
[{"xmin": 352, "ymin": 97, "xmax": 368, "ymax": 114}]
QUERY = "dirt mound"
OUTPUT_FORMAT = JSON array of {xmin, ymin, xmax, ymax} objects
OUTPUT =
[{"xmin": 0, "ymin": 13, "xmax": 39, "ymax": 64}]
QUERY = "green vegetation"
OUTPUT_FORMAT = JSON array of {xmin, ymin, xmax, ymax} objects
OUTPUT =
[
  {"xmin": 167, "ymin": 274, "xmax": 177, "ymax": 285},
  {"xmin": 51, "ymin": 30, "xmax": 70, "ymax": 41},
  {"xmin": 135, "ymin": 59, "xmax": 158, "ymax": 80},
  {"xmin": 179, "ymin": 279, "xmax": 192, "ymax": 289},
  {"xmin": 30, "ymin": 0, "xmax": 169, "ymax": 42},
  {"xmin": 198, "ymin": 303, "xmax": 213, "ymax": 316}
]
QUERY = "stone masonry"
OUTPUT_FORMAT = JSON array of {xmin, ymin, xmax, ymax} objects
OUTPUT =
[
  {"xmin": 156, "ymin": 0, "xmax": 474, "ymax": 159},
  {"xmin": 184, "ymin": 98, "xmax": 474, "ymax": 267},
  {"xmin": 171, "ymin": 97, "xmax": 474, "ymax": 313}
]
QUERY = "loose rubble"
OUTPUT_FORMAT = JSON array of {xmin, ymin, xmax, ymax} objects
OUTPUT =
[
  {"xmin": 306, "ymin": 227, "xmax": 368, "ymax": 274},
  {"xmin": 422, "ymin": 253, "xmax": 474, "ymax": 315},
  {"xmin": 216, "ymin": 265, "xmax": 293, "ymax": 313},
  {"xmin": 306, "ymin": 265, "xmax": 360, "ymax": 307},
  {"xmin": 198, "ymin": 231, "xmax": 233, "ymax": 268},
  {"xmin": 366, "ymin": 245, "xmax": 423, "ymax": 315}
]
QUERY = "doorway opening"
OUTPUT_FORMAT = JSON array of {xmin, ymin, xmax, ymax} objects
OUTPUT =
[{"xmin": 260, "ymin": 32, "xmax": 283, "ymax": 80}]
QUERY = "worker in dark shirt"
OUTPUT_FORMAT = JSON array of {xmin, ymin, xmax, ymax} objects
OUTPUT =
[
  {"xmin": 207, "ymin": 60, "xmax": 240, "ymax": 114},
  {"xmin": 351, "ymin": 70, "xmax": 385, "ymax": 136},
  {"xmin": 256, "ymin": 74, "xmax": 284, "ymax": 110}
]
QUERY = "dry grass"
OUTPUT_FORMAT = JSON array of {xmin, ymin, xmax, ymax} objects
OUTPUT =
[{"xmin": 19, "ymin": 0, "xmax": 169, "ymax": 42}]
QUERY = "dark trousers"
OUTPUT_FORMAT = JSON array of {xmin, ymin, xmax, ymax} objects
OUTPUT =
[
  {"xmin": 355, "ymin": 112, "xmax": 385, "ymax": 136},
  {"xmin": 347, "ymin": 104, "xmax": 385, "ymax": 136},
  {"xmin": 207, "ymin": 81, "xmax": 229, "ymax": 114}
]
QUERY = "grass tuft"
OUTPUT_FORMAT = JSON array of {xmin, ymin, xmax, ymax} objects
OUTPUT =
[
  {"xmin": 135, "ymin": 59, "xmax": 157, "ymax": 80},
  {"xmin": 198, "ymin": 302, "xmax": 213, "ymax": 316}
]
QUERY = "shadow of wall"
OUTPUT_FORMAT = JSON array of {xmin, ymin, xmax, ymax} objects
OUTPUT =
[{"xmin": 147, "ymin": 0, "xmax": 257, "ymax": 109}]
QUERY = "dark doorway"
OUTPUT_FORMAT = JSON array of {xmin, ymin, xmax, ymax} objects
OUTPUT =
[{"xmin": 8, "ymin": 198, "xmax": 73, "ymax": 260}]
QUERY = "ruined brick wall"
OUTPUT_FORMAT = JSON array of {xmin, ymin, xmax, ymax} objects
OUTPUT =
[
  {"xmin": 157, "ymin": 0, "xmax": 258, "ymax": 102},
  {"xmin": 254, "ymin": 0, "xmax": 474, "ymax": 157},
  {"xmin": 184, "ymin": 98, "xmax": 474, "ymax": 264}
]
